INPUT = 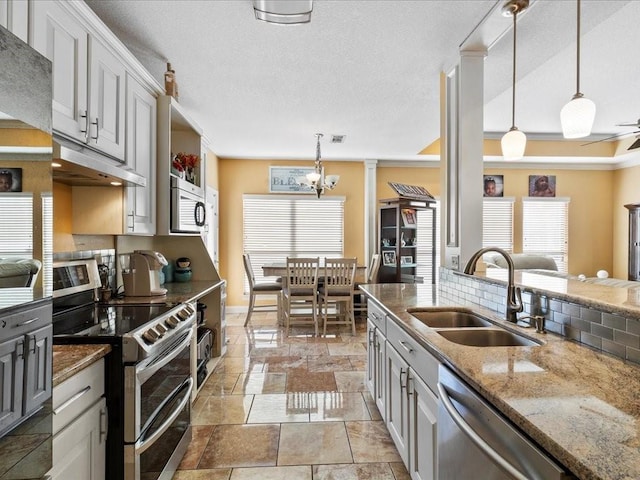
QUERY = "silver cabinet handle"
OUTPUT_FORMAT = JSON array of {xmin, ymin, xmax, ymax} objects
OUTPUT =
[
  {"xmin": 15, "ymin": 317, "xmax": 38, "ymax": 327},
  {"xmin": 437, "ymin": 382, "xmax": 528, "ymax": 480},
  {"xmin": 53, "ymin": 386, "xmax": 91, "ymax": 415},
  {"xmin": 399, "ymin": 341, "xmax": 414, "ymax": 354}
]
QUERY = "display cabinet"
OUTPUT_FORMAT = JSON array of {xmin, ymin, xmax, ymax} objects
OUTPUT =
[
  {"xmin": 378, "ymin": 197, "xmax": 436, "ymax": 284},
  {"xmin": 625, "ymin": 203, "xmax": 640, "ymax": 281}
]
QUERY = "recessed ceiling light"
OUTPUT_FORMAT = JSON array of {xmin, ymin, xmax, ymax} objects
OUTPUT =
[
  {"xmin": 110, "ymin": 181, "xmax": 122, "ymax": 186},
  {"xmin": 51, "ymin": 162, "xmax": 62, "ymax": 168}
]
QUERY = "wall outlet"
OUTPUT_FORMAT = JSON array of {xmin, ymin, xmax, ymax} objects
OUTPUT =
[{"xmin": 451, "ymin": 255, "xmax": 459, "ymax": 270}]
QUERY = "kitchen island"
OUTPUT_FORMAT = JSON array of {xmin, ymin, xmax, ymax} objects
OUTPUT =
[{"xmin": 360, "ymin": 281, "xmax": 640, "ymax": 480}]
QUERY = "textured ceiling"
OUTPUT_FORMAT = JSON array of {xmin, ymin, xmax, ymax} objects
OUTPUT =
[{"xmin": 84, "ymin": 0, "xmax": 640, "ymax": 163}]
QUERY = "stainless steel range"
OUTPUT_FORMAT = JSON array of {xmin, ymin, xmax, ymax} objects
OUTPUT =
[{"xmin": 52, "ymin": 259, "xmax": 195, "ymax": 480}]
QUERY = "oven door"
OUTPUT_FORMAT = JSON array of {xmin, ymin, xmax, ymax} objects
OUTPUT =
[
  {"xmin": 171, "ymin": 176, "xmax": 205, "ymax": 233},
  {"xmin": 124, "ymin": 328, "xmax": 193, "ymax": 480}
]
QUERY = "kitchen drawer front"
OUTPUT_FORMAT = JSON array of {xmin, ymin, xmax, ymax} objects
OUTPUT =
[
  {"xmin": 367, "ymin": 300, "xmax": 387, "ymax": 334},
  {"xmin": 52, "ymin": 358, "xmax": 105, "ymax": 435},
  {"xmin": 386, "ymin": 319, "xmax": 439, "ymax": 395},
  {"xmin": 3, "ymin": 302, "xmax": 52, "ymax": 339}
]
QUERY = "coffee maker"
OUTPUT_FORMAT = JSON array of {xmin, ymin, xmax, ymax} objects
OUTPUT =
[{"xmin": 121, "ymin": 250, "xmax": 168, "ymax": 296}]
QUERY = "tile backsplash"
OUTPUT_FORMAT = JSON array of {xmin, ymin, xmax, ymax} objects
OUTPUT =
[{"xmin": 440, "ymin": 268, "xmax": 640, "ymax": 365}]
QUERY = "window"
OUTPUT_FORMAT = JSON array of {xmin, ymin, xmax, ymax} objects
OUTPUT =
[
  {"xmin": 416, "ymin": 201, "xmax": 440, "ymax": 283},
  {"xmin": 243, "ymin": 194, "xmax": 345, "ymax": 292},
  {"xmin": 42, "ymin": 192, "xmax": 53, "ymax": 294},
  {"xmin": 0, "ymin": 193, "xmax": 33, "ymax": 257},
  {"xmin": 522, "ymin": 197, "xmax": 570, "ymax": 273},
  {"xmin": 483, "ymin": 197, "xmax": 514, "ymax": 252}
]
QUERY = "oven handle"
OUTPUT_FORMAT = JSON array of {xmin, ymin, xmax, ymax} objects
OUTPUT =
[
  {"xmin": 437, "ymin": 381, "xmax": 529, "ymax": 480},
  {"xmin": 136, "ymin": 376, "xmax": 193, "ymax": 455},
  {"xmin": 137, "ymin": 327, "xmax": 194, "ymax": 385}
]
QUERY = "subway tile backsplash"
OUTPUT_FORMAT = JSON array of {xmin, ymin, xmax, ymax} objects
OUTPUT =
[{"xmin": 440, "ymin": 268, "xmax": 640, "ymax": 365}]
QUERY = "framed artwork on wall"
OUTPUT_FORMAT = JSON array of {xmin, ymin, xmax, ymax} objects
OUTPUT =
[
  {"xmin": 483, "ymin": 175, "xmax": 504, "ymax": 197},
  {"xmin": 269, "ymin": 166, "xmax": 315, "ymax": 193},
  {"xmin": 0, "ymin": 168, "xmax": 22, "ymax": 192},
  {"xmin": 529, "ymin": 175, "xmax": 556, "ymax": 197}
]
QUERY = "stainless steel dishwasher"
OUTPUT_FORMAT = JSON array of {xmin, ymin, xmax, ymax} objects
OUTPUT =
[{"xmin": 437, "ymin": 365, "xmax": 574, "ymax": 480}]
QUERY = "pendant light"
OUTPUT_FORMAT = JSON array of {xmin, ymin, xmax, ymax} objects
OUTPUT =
[
  {"xmin": 298, "ymin": 134, "xmax": 340, "ymax": 198},
  {"xmin": 501, "ymin": 0, "xmax": 529, "ymax": 161},
  {"xmin": 560, "ymin": 0, "xmax": 596, "ymax": 138}
]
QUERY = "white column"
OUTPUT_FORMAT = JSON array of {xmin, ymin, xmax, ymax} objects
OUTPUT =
[{"xmin": 364, "ymin": 159, "xmax": 378, "ymax": 271}]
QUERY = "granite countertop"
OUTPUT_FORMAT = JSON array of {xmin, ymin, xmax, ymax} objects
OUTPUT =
[
  {"xmin": 52, "ymin": 344, "xmax": 112, "ymax": 387},
  {"xmin": 361, "ymin": 283, "xmax": 640, "ymax": 480},
  {"xmin": 106, "ymin": 280, "xmax": 225, "ymax": 306}
]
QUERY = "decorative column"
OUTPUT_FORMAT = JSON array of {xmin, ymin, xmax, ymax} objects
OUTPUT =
[{"xmin": 364, "ymin": 159, "xmax": 378, "ymax": 273}]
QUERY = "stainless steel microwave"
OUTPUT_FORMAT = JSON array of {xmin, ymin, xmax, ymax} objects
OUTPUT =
[{"xmin": 170, "ymin": 176, "xmax": 206, "ymax": 233}]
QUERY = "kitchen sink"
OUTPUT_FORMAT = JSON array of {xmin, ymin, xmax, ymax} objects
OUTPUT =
[
  {"xmin": 435, "ymin": 328, "xmax": 541, "ymax": 347},
  {"xmin": 407, "ymin": 308, "xmax": 494, "ymax": 328}
]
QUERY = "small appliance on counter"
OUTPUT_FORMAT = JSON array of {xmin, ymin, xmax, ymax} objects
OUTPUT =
[
  {"xmin": 121, "ymin": 250, "xmax": 168, "ymax": 296},
  {"xmin": 174, "ymin": 257, "xmax": 192, "ymax": 283}
]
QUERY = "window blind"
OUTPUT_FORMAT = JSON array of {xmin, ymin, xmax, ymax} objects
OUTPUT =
[
  {"xmin": 416, "ymin": 201, "xmax": 440, "ymax": 284},
  {"xmin": 243, "ymin": 194, "xmax": 345, "ymax": 292},
  {"xmin": 42, "ymin": 192, "xmax": 53, "ymax": 293},
  {"xmin": 522, "ymin": 197, "xmax": 570, "ymax": 273},
  {"xmin": 0, "ymin": 193, "xmax": 33, "ymax": 256},
  {"xmin": 483, "ymin": 197, "xmax": 515, "ymax": 252}
]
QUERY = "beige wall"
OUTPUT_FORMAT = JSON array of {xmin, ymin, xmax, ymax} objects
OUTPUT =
[{"xmin": 613, "ymin": 164, "xmax": 640, "ymax": 278}]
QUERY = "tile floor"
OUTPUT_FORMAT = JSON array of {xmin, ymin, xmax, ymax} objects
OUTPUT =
[{"xmin": 174, "ymin": 311, "xmax": 409, "ymax": 480}]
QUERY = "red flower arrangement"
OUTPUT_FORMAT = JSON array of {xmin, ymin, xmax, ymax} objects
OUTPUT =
[{"xmin": 172, "ymin": 152, "xmax": 200, "ymax": 172}]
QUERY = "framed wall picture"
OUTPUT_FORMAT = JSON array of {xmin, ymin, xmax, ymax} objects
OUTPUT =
[
  {"xmin": 383, "ymin": 251, "xmax": 396, "ymax": 266},
  {"xmin": 269, "ymin": 166, "xmax": 315, "ymax": 193},
  {"xmin": 529, "ymin": 175, "xmax": 556, "ymax": 197},
  {"xmin": 483, "ymin": 175, "xmax": 504, "ymax": 197},
  {"xmin": 401, "ymin": 208, "xmax": 417, "ymax": 226},
  {"xmin": 400, "ymin": 255, "xmax": 413, "ymax": 265},
  {"xmin": 0, "ymin": 168, "xmax": 22, "ymax": 192}
]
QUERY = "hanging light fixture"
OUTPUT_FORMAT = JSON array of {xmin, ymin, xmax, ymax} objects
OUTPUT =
[
  {"xmin": 501, "ymin": 0, "xmax": 529, "ymax": 161},
  {"xmin": 560, "ymin": 0, "xmax": 596, "ymax": 138},
  {"xmin": 298, "ymin": 133, "xmax": 339, "ymax": 198}
]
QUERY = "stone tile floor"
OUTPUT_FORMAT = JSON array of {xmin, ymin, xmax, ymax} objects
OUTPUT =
[{"xmin": 173, "ymin": 311, "xmax": 409, "ymax": 480}]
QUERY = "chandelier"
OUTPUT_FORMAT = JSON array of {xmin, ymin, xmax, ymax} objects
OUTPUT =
[{"xmin": 298, "ymin": 133, "xmax": 339, "ymax": 198}]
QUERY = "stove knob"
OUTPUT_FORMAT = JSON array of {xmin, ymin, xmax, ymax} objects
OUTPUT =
[
  {"xmin": 165, "ymin": 316, "xmax": 179, "ymax": 329},
  {"xmin": 142, "ymin": 328, "xmax": 159, "ymax": 344},
  {"xmin": 177, "ymin": 309, "xmax": 191, "ymax": 321},
  {"xmin": 155, "ymin": 323, "xmax": 167, "ymax": 336}
]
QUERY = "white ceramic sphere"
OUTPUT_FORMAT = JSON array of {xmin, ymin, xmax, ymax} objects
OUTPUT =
[{"xmin": 596, "ymin": 270, "xmax": 609, "ymax": 279}]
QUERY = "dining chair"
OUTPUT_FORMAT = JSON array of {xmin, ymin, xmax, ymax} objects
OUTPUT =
[
  {"xmin": 282, "ymin": 257, "xmax": 320, "ymax": 336},
  {"xmin": 243, "ymin": 253, "xmax": 283, "ymax": 327},
  {"xmin": 318, "ymin": 257, "xmax": 357, "ymax": 336},
  {"xmin": 354, "ymin": 253, "xmax": 381, "ymax": 316}
]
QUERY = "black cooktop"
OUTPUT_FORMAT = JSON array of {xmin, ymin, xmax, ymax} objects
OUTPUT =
[{"xmin": 53, "ymin": 303, "xmax": 175, "ymax": 337}]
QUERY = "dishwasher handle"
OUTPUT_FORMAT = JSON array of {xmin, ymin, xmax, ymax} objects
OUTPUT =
[{"xmin": 437, "ymin": 381, "xmax": 529, "ymax": 480}]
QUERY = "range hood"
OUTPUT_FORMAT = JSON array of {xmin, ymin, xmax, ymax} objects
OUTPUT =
[{"xmin": 52, "ymin": 136, "xmax": 146, "ymax": 187}]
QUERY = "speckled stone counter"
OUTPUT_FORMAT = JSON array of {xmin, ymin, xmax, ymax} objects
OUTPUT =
[
  {"xmin": 52, "ymin": 344, "xmax": 112, "ymax": 387},
  {"xmin": 361, "ymin": 283, "xmax": 640, "ymax": 480}
]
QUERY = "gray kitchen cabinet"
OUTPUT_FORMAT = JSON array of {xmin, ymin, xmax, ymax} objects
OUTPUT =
[
  {"xmin": 24, "ymin": 324, "xmax": 53, "ymax": 414},
  {"xmin": 31, "ymin": 0, "xmax": 126, "ymax": 161},
  {"xmin": 125, "ymin": 73, "xmax": 157, "ymax": 235},
  {"xmin": 49, "ymin": 358, "xmax": 106, "ymax": 480},
  {"xmin": 366, "ymin": 304, "xmax": 387, "ymax": 421},
  {"xmin": 0, "ymin": 335, "xmax": 24, "ymax": 432},
  {"xmin": 0, "ymin": 0, "xmax": 28, "ymax": 42},
  {"xmin": 625, "ymin": 203, "xmax": 640, "ymax": 281}
]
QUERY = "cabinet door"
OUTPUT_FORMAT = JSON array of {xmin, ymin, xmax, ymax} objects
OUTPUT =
[
  {"xmin": 374, "ymin": 329, "xmax": 386, "ymax": 421},
  {"xmin": 49, "ymin": 397, "xmax": 107, "ymax": 480},
  {"xmin": 125, "ymin": 74, "xmax": 157, "ymax": 234},
  {"xmin": 24, "ymin": 324, "xmax": 52, "ymax": 414},
  {"xmin": 31, "ymin": 0, "xmax": 89, "ymax": 144},
  {"xmin": 366, "ymin": 320, "xmax": 376, "ymax": 396},
  {"xmin": 408, "ymin": 369, "xmax": 438, "ymax": 480},
  {"xmin": 386, "ymin": 343, "xmax": 409, "ymax": 465},
  {"xmin": 0, "ymin": 0, "xmax": 28, "ymax": 42},
  {"xmin": 0, "ymin": 336, "xmax": 24, "ymax": 433},
  {"xmin": 88, "ymin": 37, "xmax": 126, "ymax": 160}
]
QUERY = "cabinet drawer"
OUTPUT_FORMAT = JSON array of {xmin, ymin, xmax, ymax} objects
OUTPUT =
[
  {"xmin": 386, "ymin": 319, "xmax": 439, "ymax": 395},
  {"xmin": 3, "ymin": 302, "xmax": 52, "ymax": 339},
  {"xmin": 367, "ymin": 300, "xmax": 386, "ymax": 334},
  {"xmin": 53, "ymin": 358, "xmax": 105, "ymax": 434}
]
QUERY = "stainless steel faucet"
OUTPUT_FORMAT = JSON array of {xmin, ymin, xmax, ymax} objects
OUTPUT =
[{"xmin": 463, "ymin": 247, "xmax": 523, "ymax": 323}]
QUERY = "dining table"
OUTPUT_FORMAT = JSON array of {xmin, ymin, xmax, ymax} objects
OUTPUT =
[{"xmin": 261, "ymin": 262, "xmax": 367, "ymax": 284}]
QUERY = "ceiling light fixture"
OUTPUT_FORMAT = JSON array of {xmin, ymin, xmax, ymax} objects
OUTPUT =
[
  {"xmin": 560, "ymin": 0, "xmax": 596, "ymax": 139},
  {"xmin": 500, "ymin": 0, "xmax": 529, "ymax": 161},
  {"xmin": 298, "ymin": 133, "xmax": 339, "ymax": 198},
  {"xmin": 253, "ymin": 0, "xmax": 313, "ymax": 25}
]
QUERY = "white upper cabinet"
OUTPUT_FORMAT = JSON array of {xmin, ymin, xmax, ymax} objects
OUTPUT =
[
  {"xmin": 0, "ymin": 0, "xmax": 29, "ymax": 42},
  {"xmin": 125, "ymin": 74, "xmax": 157, "ymax": 235},
  {"xmin": 31, "ymin": 0, "xmax": 126, "ymax": 161}
]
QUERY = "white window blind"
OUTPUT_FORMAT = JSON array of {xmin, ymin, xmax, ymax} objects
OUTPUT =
[
  {"xmin": 483, "ymin": 197, "xmax": 514, "ymax": 252},
  {"xmin": 522, "ymin": 197, "xmax": 570, "ymax": 273},
  {"xmin": 0, "ymin": 193, "xmax": 33, "ymax": 257},
  {"xmin": 243, "ymin": 195, "xmax": 345, "ymax": 292},
  {"xmin": 42, "ymin": 192, "xmax": 53, "ymax": 294},
  {"xmin": 416, "ymin": 201, "xmax": 440, "ymax": 284}
]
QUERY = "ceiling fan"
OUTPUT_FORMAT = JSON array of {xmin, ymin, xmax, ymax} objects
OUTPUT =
[{"xmin": 581, "ymin": 119, "xmax": 640, "ymax": 150}]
